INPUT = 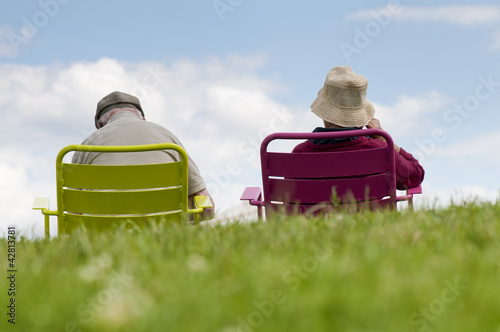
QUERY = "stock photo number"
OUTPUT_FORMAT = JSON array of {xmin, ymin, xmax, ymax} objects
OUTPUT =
[{"xmin": 6, "ymin": 226, "xmax": 17, "ymax": 324}]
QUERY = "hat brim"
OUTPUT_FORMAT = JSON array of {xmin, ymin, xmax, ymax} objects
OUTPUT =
[{"xmin": 311, "ymin": 88, "xmax": 375, "ymax": 127}]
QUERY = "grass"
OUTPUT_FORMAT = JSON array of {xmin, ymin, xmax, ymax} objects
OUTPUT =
[{"xmin": 2, "ymin": 202, "xmax": 500, "ymax": 331}]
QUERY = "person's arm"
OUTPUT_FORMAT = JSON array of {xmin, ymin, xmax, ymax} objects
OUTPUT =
[
  {"xmin": 366, "ymin": 118, "xmax": 401, "ymax": 152},
  {"xmin": 189, "ymin": 188, "xmax": 215, "ymax": 220},
  {"xmin": 394, "ymin": 148, "xmax": 425, "ymax": 189},
  {"xmin": 366, "ymin": 118, "xmax": 424, "ymax": 189}
]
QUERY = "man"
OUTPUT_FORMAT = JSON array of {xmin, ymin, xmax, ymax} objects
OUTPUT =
[
  {"xmin": 293, "ymin": 66, "xmax": 424, "ymax": 190},
  {"xmin": 72, "ymin": 91, "xmax": 215, "ymax": 219}
]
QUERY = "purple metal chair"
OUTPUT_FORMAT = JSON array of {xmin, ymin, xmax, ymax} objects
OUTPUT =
[{"xmin": 240, "ymin": 129, "xmax": 422, "ymax": 218}]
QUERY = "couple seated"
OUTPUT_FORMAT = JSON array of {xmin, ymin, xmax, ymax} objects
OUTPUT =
[{"xmin": 34, "ymin": 66, "xmax": 424, "ymax": 235}]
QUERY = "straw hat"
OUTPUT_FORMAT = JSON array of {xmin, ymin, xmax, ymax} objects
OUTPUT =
[{"xmin": 311, "ymin": 66, "xmax": 375, "ymax": 127}]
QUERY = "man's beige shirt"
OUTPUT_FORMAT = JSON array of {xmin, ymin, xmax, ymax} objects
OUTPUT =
[{"xmin": 72, "ymin": 111, "xmax": 206, "ymax": 195}]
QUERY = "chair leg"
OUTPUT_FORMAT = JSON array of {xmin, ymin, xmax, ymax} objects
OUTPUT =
[
  {"xmin": 44, "ymin": 214, "xmax": 50, "ymax": 240},
  {"xmin": 408, "ymin": 197, "xmax": 414, "ymax": 211}
]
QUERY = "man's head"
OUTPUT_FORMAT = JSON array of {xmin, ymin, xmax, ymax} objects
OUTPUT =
[
  {"xmin": 311, "ymin": 66, "xmax": 375, "ymax": 128},
  {"xmin": 95, "ymin": 91, "xmax": 144, "ymax": 128}
]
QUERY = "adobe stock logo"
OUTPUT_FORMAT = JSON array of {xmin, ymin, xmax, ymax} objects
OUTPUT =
[
  {"xmin": 213, "ymin": 0, "xmax": 244, "ymax": 21},
  {"xmin": 340, "ymin": 0, "xmax": 403, "ymax": 62},
  {"xmin": 205, "ymin": 107, "xmax": 294, "ymax": 197},
  {"xmin": 65, "ymin": 270, "xmax": 135, "ymax": 332},
  {"xmin": 410, "ymin": 74, "xmax": 500, "ymax": 163},
  {"xmin": 408, "ymin": 277, "xmax": 467, "ymax": 332},
  {"xmin": 236, "ymin": 239, "xmax": 335, "ymax": 331},
  {"xmin": 8, "ymin": 0, "xmax": 72, "ymax": 54}
]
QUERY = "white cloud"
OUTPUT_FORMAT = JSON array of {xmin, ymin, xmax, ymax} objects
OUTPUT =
[
  {"xmin": 437, "ymin": 129, "xmax": 500, "ymax": 163},
  {"xmin": 396, "ymin": 5, "xmax": 500, "ymax": 26},
  {"xmin": 347, "ymin": 5, "xmax": 500, "ymax": 51},
  {"xmin": 0, "ymin": 148, "xmax": 54, "ymax": 239},
  {"xmin": 415, "ymin": 184, "xmax": 499, "ymax": 209},
  {"xmin": 371, "ymin": 91, "xmax": 454, "ymax": 137},
  {"xmin": 348, "ymin": 5, "xmax": 500, "ymax": 26}
]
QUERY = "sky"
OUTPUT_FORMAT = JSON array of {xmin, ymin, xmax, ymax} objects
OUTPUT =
[{"xmin": 1, "ymin": 0, "xmax": 500, "ymax": 238}]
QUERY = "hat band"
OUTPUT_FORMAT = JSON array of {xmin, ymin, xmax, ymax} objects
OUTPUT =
[{"xmin": 325, "ymin": 84, "xmax": 367, "ymax": 108}]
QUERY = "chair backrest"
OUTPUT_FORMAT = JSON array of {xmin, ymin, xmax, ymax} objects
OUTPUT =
[
  {"xmin": 259, "ymin": 129, "xmax": 396, "ymax": 215},
  {"xmin": 54, "ymin": 143, "xmax": 191, "ymax": 234}
]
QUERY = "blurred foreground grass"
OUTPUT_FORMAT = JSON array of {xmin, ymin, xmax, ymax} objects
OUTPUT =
[{"xmin": 1, "ymin": 202, "xmax": 500, "ymax": 332}]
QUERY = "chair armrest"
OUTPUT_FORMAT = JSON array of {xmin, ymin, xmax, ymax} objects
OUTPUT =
[
  {"xmin": 189, "ymin": 195, "xmax": 214, "ymax": 223},
  {"xmin": 194, "ymin": 195, "xmax": 213, "ymax": 209},
  {"xmin": 33, "ymin": 197, "xmax": 58, "ymax": 215},
  {"xmin": 33, "ymin": 197, "xmax": 50, "ymax": 210},
  {"xmin": 240, "ymin": 187, "xmax": 264, "ymax": 220},
  {"xmin": 33, "ymin": 197, "xmax": 57, "ymax": 240},
  {"xmin": 396, "ymin": 185, "xmax": 423, "ymax": 201},
  {"xmin": 240, "ymin": 187, "xmax": 263, "ymax": 206},
  {"xmin": 407, "ymin": 185, "xmax": 423, "ymax": 195},
  {"xmin": 396, "ymin": 185, "xmax": 423, "ymax": 211}
]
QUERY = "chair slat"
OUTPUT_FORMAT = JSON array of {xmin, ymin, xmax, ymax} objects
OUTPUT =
[
  {"xmin": 63, "ymin": 188, "xmax": 182, "ymax": 214},
  {"xmin": 266, "ymin": 148, "xmax": 389, "ymax": 178},
  {"xmin": 268, "ymin": 174, "xmax": 391, "ymax": 204},
  {"xmin": 62, "ymin": 162, "xmax": 182, "ymax": 189},
  {"xmin": 63, "ymin": 213, "xmax": 183, "ymax": 234},
  {"xmin": 266, "ymin": 198, "xmax": 394, "ymax": 215}
]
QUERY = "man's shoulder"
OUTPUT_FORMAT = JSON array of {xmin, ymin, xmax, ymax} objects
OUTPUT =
[
  {"xmin": 110, "ymin": 118, "xmax": 171, "ymax": 134},
  {"xmin": 79, "ymin": 129, "xmax": 104, "ymax": 145},
  {"xmin": 143, "ymin": 120, "xmax": 179, "ymax": 137}
]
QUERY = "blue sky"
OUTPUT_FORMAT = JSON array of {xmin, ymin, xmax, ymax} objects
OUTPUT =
[{"xmin": 2, "ymin": 0, "xmax": 500, "ymax": 237}]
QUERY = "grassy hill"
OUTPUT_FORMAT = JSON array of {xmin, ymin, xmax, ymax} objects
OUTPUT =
[{"xmin": 2, "ymin": 202, "xmax": 500, "ymax": 331}]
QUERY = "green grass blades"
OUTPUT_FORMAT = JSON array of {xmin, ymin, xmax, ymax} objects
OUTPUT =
[{"xmin": 1, "ymin": 202, "xmax": 500, "ymax": 332}]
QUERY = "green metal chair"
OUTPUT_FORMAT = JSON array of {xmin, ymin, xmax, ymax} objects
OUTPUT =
[{"xmin": 33, "ymin": 143, "xmax": 212, "ymax": 238}]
